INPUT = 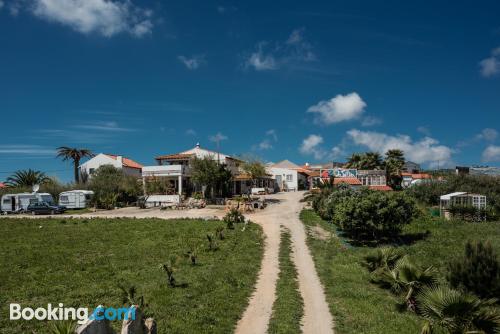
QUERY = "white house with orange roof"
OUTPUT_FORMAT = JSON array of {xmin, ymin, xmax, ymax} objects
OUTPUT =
[{"xmin": 79, "ymin": 153, "xmax": 143, "ymax": 178}]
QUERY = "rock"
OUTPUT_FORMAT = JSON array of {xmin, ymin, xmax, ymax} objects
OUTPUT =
[
  {"xmin": 120, "ymin": 306, "xmax": 143, "ymax": 334},
  {"xmin": 144, "ymin": 318, "xmax": 157, "ymax": 334},
  {"xmin": 76, "ymin": 305, "xmax": 114, "ymax": 334}
]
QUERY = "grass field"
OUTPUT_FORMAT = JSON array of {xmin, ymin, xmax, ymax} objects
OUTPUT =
[
  {"xmin": 0, "ymin": 217, "xmax": 263, "ymax": 334},
  {"xmin": 300, "ymin": 209, "xmax": 500, "ymax": 334},
  {"xmin": 268, "ymin": 228, "xmax": 303, "ymax": 334}
]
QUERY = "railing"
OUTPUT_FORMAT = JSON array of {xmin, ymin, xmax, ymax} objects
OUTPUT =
[{"xmin": 142, "ymin": 165, "xmax": 189, "ymax": 177}]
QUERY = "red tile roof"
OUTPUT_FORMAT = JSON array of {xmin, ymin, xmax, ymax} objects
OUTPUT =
[
  {"xmin": 368, "ymin": 185, "xmax": 393, "ymax": 191},
  {"xmin": 0, "ymin": 182, "xmax": 6, "ymax": 188},
  {"xmin": 106, "ymin": 154, "xmax": 143, "ymax": 169},
  {"xmin": 401, "ymin": 173, "xmax": 431, "ymax": 179},
  {"xmin": 333, "ymin": 177, "xmax": 362, "ymax": 185}
]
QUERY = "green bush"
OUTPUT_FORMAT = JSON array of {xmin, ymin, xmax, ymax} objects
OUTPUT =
[
  {"xmin": 333, "ymin": 190, "xmax": 417, "ymax": 241},
  {"xmin": 88, "ymin": 165, "xmax": 142, "ymax": 209},
  {"xmin": 223, "ymin": 208, "xmax": 245, "ymax": 229},
  {"xmin": 446, "ymin": 240, "xmax": 500, "ymax": 300}
]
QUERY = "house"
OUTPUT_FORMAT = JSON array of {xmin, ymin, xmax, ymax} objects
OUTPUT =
[
  {"xmin": 439, "ymin": 192, "xmax": 487, "ymax": 219},
  {"xmin": 0, "ymin": 182, "xmax": 6, "ymax": 189},
  {"xmin": 401, "ymin": 172, "xmax": 432, "ymax": 188},
  {"xmin": 402, "ymin": 161, "xmax": 421, "ymax": 173},
  {"xmin": 142, "ymin": 143, "xmax": 274, "ymax": 205},
  {"xmin": 333, "ymin": 177, "xmax": 362, "ymax": 188},
  {"xmin": 357, "ymin": 170, "xmax": 393, "ymax": 191},
  {"xmin": 79, "ymin": 153, "xmax": 143, "ymax": 178},
  {"xmin": 267, "ymin": 160, "xmax": 309, "ymax": 191}
]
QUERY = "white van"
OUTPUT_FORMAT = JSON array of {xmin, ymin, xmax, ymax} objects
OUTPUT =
[
  {"xmin": 1, "ymin": 193, "xmax": 38, "ymax": 213},
  {"xmin": 58, "ymin": 190, "xmax": 94, "ymax": 209}
]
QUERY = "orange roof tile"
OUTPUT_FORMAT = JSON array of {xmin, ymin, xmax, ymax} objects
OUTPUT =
[
  {"xmin": 106, "ymin": 154, "xmax": 143, "ymax": 169},
  {"xmin": 402, "ymin": 173, "xmax": 431, "ymax": 179},
  {"xmin": 155, "ymin": 153, "xmax": 194, "ymax": 160},
  {"xmin": 333, "ymin": 177, "xmax": 362, "ymax": 185},
  {"xmin": 368, "ymin": 185, "xmax": 393, "ymax": 191},
  {"xmin": 0, "ymin": 182, "xmax": 6, "ymax": 188}
]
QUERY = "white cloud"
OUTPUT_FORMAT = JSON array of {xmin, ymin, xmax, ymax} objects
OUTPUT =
[
  {"xmin": 73, "ymin": 121, "xmax": 135, "ymax": 132},
  {"xmin": 186, "ymin": 129, "xmax": 197, "ymax": 136},
  {"xmin": 0, "ymin": 1, "xmax": 4, "ymax": 10},
  {"xmin": 479, "ymin": 47, "xmax": 500, "ymax": 77},
  {"xmin": 307, "ymin": 92, "xmax": 367, "ymax": 125},
  {"xmin": 253, "ymin": 129, "xmax": 278, "ymax": 151},
  {"xmin": 417, "ymin": 126, "xmax": 431, "ymax": 136},
  {"xmin": 27, "ymin": 0, "xmax": 153, "ymax": 37},
  {"xmin": 299, "ymin": 134, "xmax": 326, "ymax": 160},
  {"xmin": 245, "ymin": 43, "xmax": 278, "ymax": 71},
  {"xmin": 482, "ymin": 145, "xmax": 500, "ymax": 162},
  {"xmin": 347, "ymin": 129, "xmax": 454, "ymax": 166},
  {"xmin": 209, "ymin": 132, "xmax": 228, "ymax": 143},
  {"xmin": 0, "ymin": 145, "xmax": 55, "ymax": 156},
  {"xmin": 476, "ymin": 128, "xmax": 498, "ymax": 142},
  {"xmin": 178, "ymin": 55, "xmax": 205, "ymax": 70},
  {"xmin": 266, "ymin": 129, "xmax": 278, "ymax": 142},
  {"xmin": 245, "ymin": 29, "xmax": 315, "ymax": 71}
]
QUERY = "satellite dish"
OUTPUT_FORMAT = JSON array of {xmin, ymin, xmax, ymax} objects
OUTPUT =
[{"xmin": 32, "ymin": 184, "xmax": 40, "ymax": 193}]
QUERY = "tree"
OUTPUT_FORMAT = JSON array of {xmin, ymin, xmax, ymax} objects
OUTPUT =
[
  {"xmin": 345, "ymin": 153, "xmax": 363, "ymax": 168},
  {"xmin": 241, "ymin": 159, "xmax": 267, "ymax": 188},
  {"xmin": 5, "ymin": 169, "xmax": 50, "ymax": 187},
  {"xmin": 190, "ymin": 156, "xmax": 232, "ymax": 198},
  {"xmin": 385, "ymin": 149, "xmax": 405, "ymax": 189},
  {"xmin": 417, "ymin": 285, "xmax": 500, "ymax": 334},
  {"xmin": 361, "ymin": 152, "xmax": 384, "ymax": 170},
  {"xmin": 56, "ymin": 147, "xmax": 94, "ymax": 183}
]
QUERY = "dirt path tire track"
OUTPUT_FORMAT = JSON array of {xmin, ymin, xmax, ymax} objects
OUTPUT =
[{"xmin": 235, "ymin": 191, "xmax": 334, "ymax": 334}]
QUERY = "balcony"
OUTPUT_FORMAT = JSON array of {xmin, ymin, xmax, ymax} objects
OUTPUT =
[{"xmin": 142, "ymin": 165, "xmax": 189, "ymax": 177}]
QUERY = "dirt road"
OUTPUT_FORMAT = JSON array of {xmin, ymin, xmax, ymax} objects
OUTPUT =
[{"xmin": 235, "ymin": 191, "xmax": 334, "ymax": 334}]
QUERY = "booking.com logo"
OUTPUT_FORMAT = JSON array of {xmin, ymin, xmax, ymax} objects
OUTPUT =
[{"xmin": 10, "ymin": 303, "xmax": 136, "ymax": 324}]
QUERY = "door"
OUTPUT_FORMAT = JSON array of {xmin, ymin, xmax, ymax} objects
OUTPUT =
[
  {"xmin": 235, "ymin": 181, "xmax": 241, "ymax": 195},
  {"xmin": 275, "ymin": 175, "xmax": 282, "ymax": 190},
  {"xmin": 11, "ymin": 197, "xmax": 16, "ymax": 211}
]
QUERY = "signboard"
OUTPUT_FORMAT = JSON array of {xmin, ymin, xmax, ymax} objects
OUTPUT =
[{"xmin": 320, "ymin": 168, "xmax": 357, "ymax": 179}]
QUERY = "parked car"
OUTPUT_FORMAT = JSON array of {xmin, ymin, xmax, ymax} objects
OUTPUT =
[{"xmin": 26, "ymin": 202, "xmax": 66, "ymax": 215}]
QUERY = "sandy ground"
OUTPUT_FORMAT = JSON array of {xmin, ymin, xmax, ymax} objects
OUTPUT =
[
  {"xmin": 3, "ymin": 192, "xmax": 334, "ymax": 333},
  {"xmin": 235, "ymin": 191, "xmax": 334, "ymax": 334}
]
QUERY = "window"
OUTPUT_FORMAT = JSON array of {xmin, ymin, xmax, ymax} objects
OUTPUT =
[
  {"xmin": 60, "ymin": 196, "xmax": 69, "ymax": 203},
  {"xmin": 2, "ymin": 198, "xmax": 11, "ymax": 204},
  {"xmin": 89, "ymin": 168, "xmax": 95, "ymax": 174},
  {"xmin": 286, "ymin": 174, "xmax": 293, "ymax": 182}
]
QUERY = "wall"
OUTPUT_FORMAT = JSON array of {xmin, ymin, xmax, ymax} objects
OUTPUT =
[{"xmin": 268, "ymin": 167, "xmax": 298, "ymax": 191}]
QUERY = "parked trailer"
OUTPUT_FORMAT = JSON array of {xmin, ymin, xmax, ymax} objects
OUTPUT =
[
  {"xmin": 1, "ymin": 193, "xmax": 38, "ymax": 213},
  {"xmin": 58, "ymin": 190, "xmax": 94, "ymax": 209}
]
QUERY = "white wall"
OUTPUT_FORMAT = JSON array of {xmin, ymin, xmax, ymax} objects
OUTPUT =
[
  {"xmin": 268, "ymin": 167, "xmax": 298, "ymax": 191},
  {"xmin": 80, "ymin": 154, "xmax": 141, "ymax": 178}
]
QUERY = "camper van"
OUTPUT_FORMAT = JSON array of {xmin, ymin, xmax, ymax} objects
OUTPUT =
[
  {"xmin": 1, "ymin": 193, "xmax": 38, "ymax": 213},
  {"xmin": 1, "ymin": 192, "xmax": 56, "ymax": 214},
  {"xmin": 58, "ymin": 190, "xmax": 94, "ymax": 209}
]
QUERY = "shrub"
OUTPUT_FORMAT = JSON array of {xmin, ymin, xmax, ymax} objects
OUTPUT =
[
  {"xmin": 223, "ymin": 208, "xmax": 245, "ymax": 230},
  {"xmin": 333, "ymin": 190, "xmax": 417, "ymax": 241},
  {"xmin": 447, "ymin": 240, "xmax": 500, "ymax": 299}
]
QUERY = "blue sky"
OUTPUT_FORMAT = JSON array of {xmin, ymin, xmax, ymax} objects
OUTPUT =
[{"xmin": 1, "ymin": 0, "xmax": 500, "ymax": 182}]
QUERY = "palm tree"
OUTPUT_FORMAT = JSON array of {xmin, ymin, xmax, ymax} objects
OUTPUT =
[
  {"xmin": 361, "ymin": 152, "xmax": 384, "ymax": 170},
  {"xmin": 385, "ymin": 149, "xmax": 405, "ymax": 189},
  {"xmin": 5, "ymin": 169, "xmax": 50, "ymax": 187},
  {"xmin": 417, "ymin": 285, "xmax": 500, "ymax": 334},
  {"xmin": 56, "ymin": 147, "xmax": 94, "ymax": 183},
  {"xmin": 345, "ymin": 153, "xmax": 363, "ymax": 168}
]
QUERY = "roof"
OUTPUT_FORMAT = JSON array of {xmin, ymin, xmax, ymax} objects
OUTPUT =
[
  {"xmin": 440, "ymin": 192, "xmax": 467, "ymax": 200},
  {"xmin": 106, "ymin": 154, "xmax": 143, "ymax": 169},
  {"xmin": 368, "ymin": 185, "xmax": 393, "ymax": 191},
  {"xmin": 333, "ymin": 177, "xmax": 362, "ymax": 185},
  {"xmin": 155, "ymin": 144, "xmax": 240, "ymax": 163},
  {"xmin": 0, "ymin": 182, "xmax": 6, "ymax": 188},
  {"xmin": 401, "ymin": 173, "xmax": 431, "ymax": 179},
  {"xmin": 270, "ymin": 160, "xmax": 299, "ymax": 169}
]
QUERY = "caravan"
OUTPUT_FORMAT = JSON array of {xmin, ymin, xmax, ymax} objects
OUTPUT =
[
  {"xmin": 58, "ymin": 190, "xmax": 94, "ymax": 209},
  {"xmin": 1, "ymin": 192, "xmax": 55, "ymax": 214}
]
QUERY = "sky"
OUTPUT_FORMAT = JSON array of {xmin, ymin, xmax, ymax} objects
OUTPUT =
[{"xmin": 1, "ymin": 0, "xmax": 500, "ymax": 182}]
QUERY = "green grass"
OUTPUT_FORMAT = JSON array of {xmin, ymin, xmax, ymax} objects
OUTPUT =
[
  {"xmin": 268, "ymin": 228, "xmax": 304, "ymax": 334},
  {"xmin": 63, "ymin": 208, "xmax": 93, "ymax": 215},
  {"xmin": 0, "ymin": 217, "xmax": 263, "ymax": 334},
  {"xmin": 300, "ymin": 209, "xmax": 500, "ymax": 334}
]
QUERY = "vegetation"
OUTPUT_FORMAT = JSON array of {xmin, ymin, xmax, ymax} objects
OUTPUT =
[
  {"xmin": 56, "ymin": 147, "xmax": 94, "ymax": 183},
  {"xmin": 223, "ymin": 208, "xmax": 245, "ymax": 229},
  {"xmin": 300, "ymin": 209, "xmax": 500, "ymax": 334},
  {"xmin": 88, "ymin": 165, "xmax": 142, "ymax": 209},
  {"xmin": 268, "ymin": 229, "xmax": 304, "ymax": 334},
  {"xmin": 407, "ymin": 174, "xmax": 500, "ymax": 216},
  {"xmin": 4, "ymin": 169, "xmax": 50, "ymax": 187},
  {"xmin": 241, "ymin": 158, "xmax": 268, "ymax": 187},
  {"xmin": 190, "ymin": 156, "xmax": 233, "ymax": 199},
  {"xmin": 447, "ymin": 241, "xmax": 500, "ymax": 300},
  {"xmin": 0, "ymin": 217, "xmax": 263, "ymax": 333}
]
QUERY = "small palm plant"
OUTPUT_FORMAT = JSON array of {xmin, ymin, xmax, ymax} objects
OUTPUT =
[
  {"xmin": 185, "ymin": 244, "xmax": 198, "ymax": 265},
  {"xmin": 417, "ymin": 285, "xmax": 500, "ymax": 334},
  {"xmin": 364, "ymin": 247, "xmax": 406, "ymax": 273},
  {"xmin": 206, "ymin": 233, "xmax": 218, "ymax": 251},
  {"xmin": 118, "ymin": 285, "xmax": 145, "ymax": 308},
  {"xmin": 48, "ymin": 320, "xmax": 77, "ymax": 334},
  {"xmin": 161, "ymin": 256, "xmax": 178, "ymax": 287},
  {"xmin": 215, "ymin": 226, "xmax": 225, "ymax": 240}
]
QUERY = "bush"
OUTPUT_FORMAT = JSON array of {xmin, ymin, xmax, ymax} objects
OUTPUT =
[
  {"xmin": 88, "ymin": 165, "xmax": 142, "ymax": 209},
  {"xmin": 447, "ymin": 240, "xmax": 500, "ymax": 299},
  {"xmin": 223, "ymin": 208, "xmax": 245, "ymax": 229},
  {"xmin": 333, "ymin": 190, "xmax": 417, "ymax": 241}
]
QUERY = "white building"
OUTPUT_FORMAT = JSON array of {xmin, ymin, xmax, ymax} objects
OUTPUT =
[
  {"xmin": 267, "ymin": 160, "xmax": 308, "ymax": 192},
  {"xmin": 439, "ymin": 192, "xmax": 487, "ymax": 219},
  {"xmin": 79, "ymin": 153, "xmax": 143, "ymax": 178}
]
